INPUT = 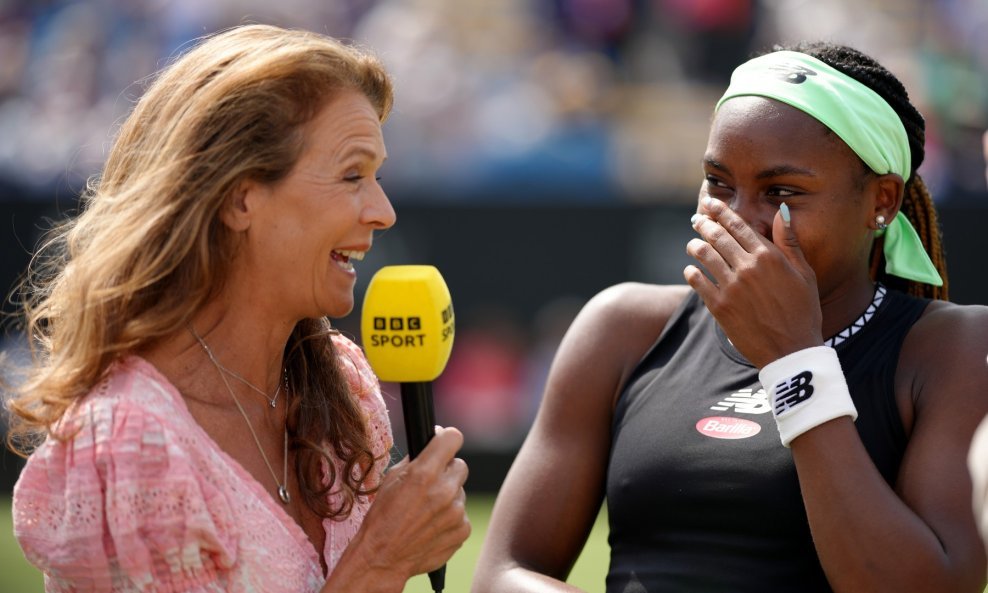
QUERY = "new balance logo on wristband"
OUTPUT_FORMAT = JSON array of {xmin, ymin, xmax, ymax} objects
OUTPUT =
[
  {"xmin": 774, "ymin": 371, "xmax": 814, "ymax": 414},
  {"xmin": 759, "ymin": 347, "xmax": 856, "ymax": 447}
]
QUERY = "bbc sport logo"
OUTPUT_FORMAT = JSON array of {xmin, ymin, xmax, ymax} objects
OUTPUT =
[{"xmin": 373, "ymin": 316, "xmax": 421, "ymax": 331}]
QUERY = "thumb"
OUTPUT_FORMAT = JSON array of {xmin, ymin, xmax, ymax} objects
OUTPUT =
[
  {"xmin": 773, "ymin": 202, "xmax": 810, "ymax": 271},
  {"xmin": 414, "ymin": 426, "xmax": 464, "ymax": 474}
]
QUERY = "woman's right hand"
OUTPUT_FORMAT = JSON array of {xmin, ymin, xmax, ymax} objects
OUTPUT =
[{"xmin": 324, "ymin": 426, "xmax": 471, "ymax": 592}]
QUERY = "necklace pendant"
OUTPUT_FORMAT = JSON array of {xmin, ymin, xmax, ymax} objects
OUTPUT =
[
  {"xmin": 278, "ymin": 485, "xmax": 291, "ymax": 504},
  {"xmin": 269, "ymin": 399, "xmax": 277, "ymax": 408}
]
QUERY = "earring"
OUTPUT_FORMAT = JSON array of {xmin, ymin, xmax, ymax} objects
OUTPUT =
[{"xmin": 875, "ymin": 215, "xmax": 888, "ymax": 230}]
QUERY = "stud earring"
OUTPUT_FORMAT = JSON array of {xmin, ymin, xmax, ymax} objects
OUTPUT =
[{"xmin": 875, "ymin": 215, "xmax": 888, "ymax": 230}]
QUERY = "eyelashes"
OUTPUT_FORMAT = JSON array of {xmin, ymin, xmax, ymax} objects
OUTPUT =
[
  {"xmin": 343, "ymin": 174, "xmax": 383, "ymax": 183},
  {"xmin": 703, "ymin": 176, "xmax": 801, "ymax": 198}
]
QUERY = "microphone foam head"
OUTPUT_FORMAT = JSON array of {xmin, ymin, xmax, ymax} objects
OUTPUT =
[{"xmin": 360, "ymin": 265, "xmax": 455, "ymax": 382}]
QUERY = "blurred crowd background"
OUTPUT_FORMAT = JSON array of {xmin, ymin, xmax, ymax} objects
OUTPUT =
[
  {"xmin": 1, "ymin": 0, "xmax": 987, "ymax": 491},
  {"xmin": 2, "ymin": 0, "xmax": 988, "ymax": 202}
]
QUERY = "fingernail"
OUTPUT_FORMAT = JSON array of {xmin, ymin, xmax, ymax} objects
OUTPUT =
[
  {"xmin": 702, "ymin": 197, "xmax": 713, "ymax": 208},
  {"xmin": 779, "ymin": 202, "xmax": 791, "ymax": 227},
  {"xmin": 434, "ymin": 425, "xmax": 443, "ymax": 434},
  {"xmin": 690, "ymin": 213, "xmax": 701, "ymax": 227}
]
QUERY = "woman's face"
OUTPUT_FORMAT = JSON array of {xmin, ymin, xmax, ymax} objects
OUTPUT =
[
  {"xmin": 699, "ymin": 96, "xmax": 880, "ymax": 297},
  {"xmin": 238, "ymin": 89, "xmax": 395, "ymax": 320}
]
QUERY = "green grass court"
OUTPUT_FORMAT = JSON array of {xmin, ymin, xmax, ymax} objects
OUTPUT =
[
  {"xmin": 11, "ymin": 495, "xmax": 985, "ymax": 592},
  {"xmin": 1, "ymin": 494, "xmax": 611, "ymax": 592}
]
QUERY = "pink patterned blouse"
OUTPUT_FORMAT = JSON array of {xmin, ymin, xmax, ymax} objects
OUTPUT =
[{"xmin": 13, "ymin": 334, "xmax": 393, "ymax": 593}]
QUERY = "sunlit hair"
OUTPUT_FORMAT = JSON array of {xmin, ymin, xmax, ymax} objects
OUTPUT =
[
  {"xmin": 780, "ymin": 42, "xmax": 949, "ymax": 300},
  {"xmin": 6, "ymin": 24, "xmax": 394, "ymax": 519}
]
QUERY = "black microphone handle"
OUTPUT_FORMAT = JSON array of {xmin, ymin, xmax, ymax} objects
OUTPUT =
[
  {"xmin": 401, "ymin": 382, "xmax": 437, "ymax": 460},
  {"xmin": 400, "ymin": 382, "xmax": 446, "ymax": 593}
]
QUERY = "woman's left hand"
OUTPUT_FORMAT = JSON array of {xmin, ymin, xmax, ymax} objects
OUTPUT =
[{"xmin": 684, "ymin": 197, "xmax": 823, "ymax": 368}]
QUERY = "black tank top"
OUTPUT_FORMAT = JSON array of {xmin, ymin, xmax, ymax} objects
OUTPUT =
[{"xmin": 606, "ymin": 286, "xmax": 929, "ymax": 593}]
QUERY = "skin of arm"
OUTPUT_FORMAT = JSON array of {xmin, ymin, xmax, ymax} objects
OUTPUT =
[{"xmin": 471, "ymin": 283, "xmax": 690, "ymax": 593}]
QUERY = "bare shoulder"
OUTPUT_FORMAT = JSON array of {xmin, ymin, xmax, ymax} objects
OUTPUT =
[
  {"xmin": 583, "ymin": 282, "xmax": 692, "ymax": 325},
  {"xmin": 572, "ymin": 283, "xmax": 691, "ymax": 357},
  {"xmin": 532, "ymin": 281, "xmax": 693, "ymax": 431},
  {"xmin": 555, "ymin": 282, "xmax": 692, "ymax": 405},
  {"xmin": 902, "ymin": 301, "xmax": 988, "ymax": 370},
  {"xmin": 900, "ymin": 300, "xmax": 988, "ymax": 408}
]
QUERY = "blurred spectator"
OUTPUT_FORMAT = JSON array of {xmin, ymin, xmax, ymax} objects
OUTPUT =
[
  {"xmin": 2, "ymin": 0, "xmax": 983, "ymax": 203},
  {"xmin": 656, "ymin": 0, "xmax": 757, "ymax": 84},
  {"xmin": 435, "ymin": 305, "xmax": 528, "ymax": 450},
  {"xmin": 916, "ymin": 18, "xmax": 988, "ymax": 203}
]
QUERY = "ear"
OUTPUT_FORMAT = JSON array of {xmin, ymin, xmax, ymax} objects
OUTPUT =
[
  {"xmin": 219, "ymin": 179, "xmax": 260, "ymax": 232},
  {"xmin": 871, "ymin": 173, "xmax": 905, "ymax": 228}
]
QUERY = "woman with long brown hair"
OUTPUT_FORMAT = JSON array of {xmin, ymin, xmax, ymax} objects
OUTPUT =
[{"xmin": 8, "ymin": 24, "xmax": 469, "ymax": 592}]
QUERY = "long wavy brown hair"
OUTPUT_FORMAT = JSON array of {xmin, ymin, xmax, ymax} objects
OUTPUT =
[{"xmin": 6, "ymin": 24, "xmax": 394, "ymax": 520}]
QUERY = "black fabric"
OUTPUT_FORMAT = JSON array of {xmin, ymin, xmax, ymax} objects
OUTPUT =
[{"xmin": 605, "ymin": 288, "xmax": 929, "ymax": 592}]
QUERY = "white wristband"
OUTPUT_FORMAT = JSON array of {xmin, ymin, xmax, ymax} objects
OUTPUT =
[{"xmin": 758, "ymin": 346, "xmax": 857, "ymax": 447}]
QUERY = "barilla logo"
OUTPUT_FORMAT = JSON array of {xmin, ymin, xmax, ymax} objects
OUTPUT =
[{"xmin": 695, "ymin": 416, "xmax": 762, "ymax": 440}]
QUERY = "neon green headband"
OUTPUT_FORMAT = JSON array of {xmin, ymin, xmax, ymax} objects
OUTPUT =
[{"xmin": 716, "ymin": 50, "xmax": 942, "ymax": 287}]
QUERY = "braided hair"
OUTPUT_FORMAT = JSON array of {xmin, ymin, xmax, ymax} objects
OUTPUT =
[{"xmin": 780, "ymin": 42, "xmax": 948, "ymax": 300}]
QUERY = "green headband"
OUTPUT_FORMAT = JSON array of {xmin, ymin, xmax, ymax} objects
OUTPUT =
[{"xmin": 716, "ymin": 50, "xmax": 942, "ymax": 287}]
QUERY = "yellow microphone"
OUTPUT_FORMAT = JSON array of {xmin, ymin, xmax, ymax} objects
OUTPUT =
[
  {"xmin": 360, "ymin": 265, "xmax": 455, "ymax": 593},
  {"xmin": 361, "ymin": 265, "xmax": 454, "ymax": 384}
]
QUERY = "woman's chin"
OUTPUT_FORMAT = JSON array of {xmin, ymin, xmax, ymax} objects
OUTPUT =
[{"xmin": 319, "ymin": 296, "xmax": 355, "ymax": 320}]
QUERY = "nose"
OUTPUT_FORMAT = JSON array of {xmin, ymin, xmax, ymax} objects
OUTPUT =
[
  {"xmin": 364, "ymin": 181, "xmax": 396, "ymax": 230},
  {"xmin": 729, "ymin": 193, "xmax": 773, "ymax": 239}
]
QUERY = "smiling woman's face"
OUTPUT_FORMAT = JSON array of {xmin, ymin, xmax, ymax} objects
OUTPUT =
[{"xmin": 236, "ymin": 89, "xmax": 395, "ymax": 321}]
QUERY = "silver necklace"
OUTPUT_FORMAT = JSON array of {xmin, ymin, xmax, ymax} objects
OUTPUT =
[
  {"xmin": 194, "ymin": 336, "xmax": 283, "ymax": 408},
  {"xmin": 190, "ymin": 328, "xmax": 292, "ymax": 505}
]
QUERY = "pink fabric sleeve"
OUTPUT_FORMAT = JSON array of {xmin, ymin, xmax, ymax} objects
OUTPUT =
[{"xmin": 14, "ymin": 396, "xmax": 238, "ymax": 593}]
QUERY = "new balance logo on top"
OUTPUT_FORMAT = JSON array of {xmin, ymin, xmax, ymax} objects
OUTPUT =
[
  {"xmin": 774, "ymin": 371, "xmax": 814, "ymax": 414},
  {"xmin": 768, "ymin": 62, "xmax": 817, "ymax": 84},
  {"xmin": 710, "ymin": 388, "xmax": 771, "ymax": 414}
]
